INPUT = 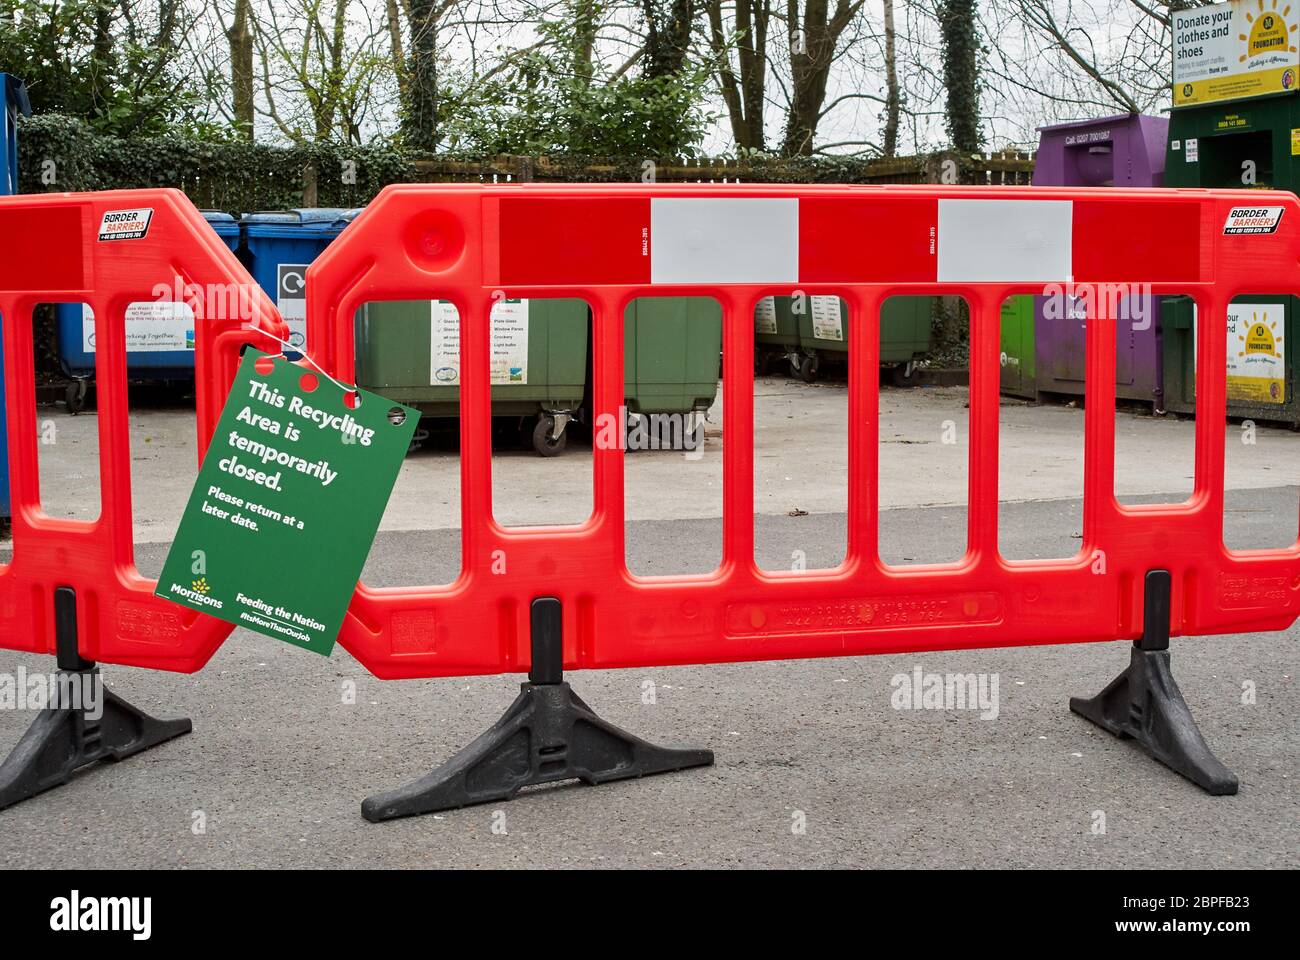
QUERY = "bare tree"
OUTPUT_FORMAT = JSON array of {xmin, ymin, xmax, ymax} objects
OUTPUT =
[
  {"xmin": 938, "ymin": 0, "xmax": 982, "ymax": 155},
  {"xmin": 641, "ymin": 0, "xmax": 696, "ymax": 76},
  {"xmin": 90, "ymin": 0, "xmax": 114, "ymax": 111},
  {"xmin": 405, "ymin": 0, "xmax": 438, "ymax": 147},
  {"xmin": 53, "ymin": 0, "xmax": 1196, "ymax": 156},
  {"xmin": 1016, "ymin": 0, "xmax": 1139, "ymax": 113},
  {"xmin": 707, "ymin": 0, "xmax": 771, "ymax": 151},
  {"xmin": 782, "ymin": 0, "xmax": 864, "ymax": 156},
  {"xmin": 882, "ymin": 0, "xmax": 899, "ymax": 155},
  {"xmin": 975, "ymin": 0, "xmax": 1178, "ymax": 144},
  {"xmin": 384, "ymin": 0, "xmax": 408, "ymax": 106},
  {"xmin": 252, "ymin": 0, "xmax": 395, "ymax": 143},
  {"xmin": 228, "ymin": 0, "xmax": 255, "ymax": 138},
  {"xmin": 573, "ymin": 0, "xmax": 601, "ymax": 81}
]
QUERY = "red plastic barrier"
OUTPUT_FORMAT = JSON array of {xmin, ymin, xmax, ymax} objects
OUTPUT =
[
  {"xmin": 3, "ymin": 185, "xmax": 1298, "ymax": 682},
  {"xmin": 0, "ymin": 189, "xmax": 285, "ymax": 671},
  {"xmin": 288, "ymin": 183, "xmax": 1300, "ymax": 680}
]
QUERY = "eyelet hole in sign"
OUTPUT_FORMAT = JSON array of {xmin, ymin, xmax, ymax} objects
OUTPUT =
[
  {"xmin": 254, "ymin": 356, "xmax": 276, "ymax": 376},
  {"xmin": 387, "ymin": 406, "xmax": 406, "ymax": 426},
  {"xmin": 299, "ymin": 372, "xmax": 319, "ymax": 393},
  {"xmin": 343, "ymin": 390, "xmax": 361, "ymax": 410}
]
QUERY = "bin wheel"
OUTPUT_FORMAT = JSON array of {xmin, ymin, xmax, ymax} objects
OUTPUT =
[
  {"xmin": 532, "ymin": 416, "xmax": 567, "ymax": 457},
  {"xmin": 889, "ymin": 361, "xmax": 918, "ymax": 388},
  {"xmin": 407, "ymin": 427, "xmax": 430, "ymax": 455},
  {"xmin": 65, "ymin": 380, "xmax": 89, "ymax": 414},
  {"xmin": 792, "ymin": 353, "xmax": 819, "ymax": 383}
]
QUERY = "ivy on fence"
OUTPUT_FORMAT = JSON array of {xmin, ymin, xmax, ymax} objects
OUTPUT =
[
  {"xmin": 18, "ymin": 114, "xmax": 1035, "ymax": 214},
  {"xmin": 17, "ymin": 115, "xmax": 416, "ymax": 212}
]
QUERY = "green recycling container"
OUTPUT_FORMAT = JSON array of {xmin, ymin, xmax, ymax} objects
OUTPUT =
[
  {"xmin": 354, "ymin": 298, "xmax": 589, "ymax": 455},
  {"xmin": 1161, "ymin": 294, "xmax": 1300, "ymax": 424},
  {"xmin": 624, "ymin": 297, "xmax": 722, "ymax": 416},
  {"xmin": 790, "ymin": 295, "xmax": 933, "ymax": 384},
  {"xmin": 753, "ymin": 296, "xmax": 800, "ymax": 373},
  {"xmin": 1000, "ymin": 295, "xmax": 1037, "ymax": 399},
  {"xmin": 1161, "ymin": 94, "xmax": 1300, "ymax": 425},
  {"xmin": 1163, "ymin": 96, "xmax": 1300, "ymax": 191}
]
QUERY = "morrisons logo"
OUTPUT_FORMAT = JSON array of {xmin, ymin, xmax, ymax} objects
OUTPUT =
[{"xmin": 169, "ymin": 582, "xmax": 223, "ymax": 610}]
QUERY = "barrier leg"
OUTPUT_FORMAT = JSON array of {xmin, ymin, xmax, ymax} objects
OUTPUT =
[
  {"xmin": 0, "ymin": 587, "xmax": 192, "ymax": 812},
  {"xmin": 361, "ymin": 597, "xmax": 714, "ymax": 822},
  {"xmin": 1070, "ymin": 570, "xmax": 1238, "ymax": 795}
]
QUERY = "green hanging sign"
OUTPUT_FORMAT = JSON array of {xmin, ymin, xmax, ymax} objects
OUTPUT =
[{"xmin": 156, "ymin": 350, "xmax": 418, "ymax": 655}]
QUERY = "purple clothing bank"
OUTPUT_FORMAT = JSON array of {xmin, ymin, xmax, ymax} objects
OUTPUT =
[{"xmin": 1031, "ymin": 114, "xmax": 1170, "ymax": 410}]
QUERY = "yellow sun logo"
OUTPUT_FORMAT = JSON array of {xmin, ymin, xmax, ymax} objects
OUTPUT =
[
  {"xmin": 1240, "ymin": 0, "xmax": 1298, "ymax": 61},
  {"xmin": 1237, "ymin": 311, "xmax": 1282, "ymax": 360},
  {"xmin": 191, "ymin": 577, "xmax": 210, "ymax": 595}
]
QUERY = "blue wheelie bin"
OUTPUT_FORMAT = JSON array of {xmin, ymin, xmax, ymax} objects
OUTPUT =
[
  {"xmin": 206, "ymin": 211, "xmax": 241, "ymax": 253},
  {"xmin": 1, "ymin": 73, "xmax": 31, "ymax": 530},
  {"xmin": 241, "ymin": 208, "xmax": 359, "ymax": 356},
  {"xmin": 55, "ymin": 210, "xmax": 240, "ymax": 412}
]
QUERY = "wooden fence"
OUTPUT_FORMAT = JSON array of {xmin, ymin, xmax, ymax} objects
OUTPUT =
[{"xmin": 400, "ymin": 149, "xmax": 1036, "ymax": 189}]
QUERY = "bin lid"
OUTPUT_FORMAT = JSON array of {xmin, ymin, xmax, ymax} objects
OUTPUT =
[
  {"xmin": 1034, "ymin": 112, "xmax": 1148, "ymax": 135},
  {"xmin": 240, "ymin": 207, "xmax": 360, "ymax": 239},
  {"xmin": 1031, "ymin": 112, "xmax": 1168, "ymax": 188},
  {"xmin": 0, "ymin": 74, "xmax": 31, "ymax": 118},
  {"xmin": 199, "ymin": 210, "xmax": 240, "ymax": 236}
]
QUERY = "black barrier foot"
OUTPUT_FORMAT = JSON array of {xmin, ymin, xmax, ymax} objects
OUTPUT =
[
  {"xmin": 1070, "ymin": 570, "xmax": 1238, "ymax": 796},
  {"xmin": 0, "ymin": 587, "xmax": 192, "ymax": 812},
  {"xmin": 0, "ymin": 673, "xmax": 192, "ymax": 811},
  {"xmin": 361, "ymin": 598, "xmax": 713, "ymax": 822}
]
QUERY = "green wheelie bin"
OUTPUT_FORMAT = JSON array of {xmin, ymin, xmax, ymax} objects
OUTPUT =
[
  {"xmin": 354, "ymin": 298, "xmax": 589, "ymax": 456},
  {"xmin": 1000, "ymin": 295, "xmax": 1037, "ymax": 399},
  {"xmin": 790, "ymin": 295, "xmax": 933, "ymax": 384},
  {"xmin": 753, "ymin": 296, "xmax": 800, "ymax": 374},
  {"xmin": 622, "ymin": 297, "xmax": 722, "ymax": 450}
]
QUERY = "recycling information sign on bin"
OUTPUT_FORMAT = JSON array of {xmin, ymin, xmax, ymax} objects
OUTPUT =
[
  {"xmin": 429, "ymin": 299, "xmax": 530, "ymax": 385},
  {"xmin": 277, "ymin": 263, "xmax": 309, "ymax": 351},
  {"xmin": 810, "ymin": 296, "xmax": 844, "ymax": 341},
  {"xmin": 80, "ymin": 302, "xmax": 197, "ymax": 353},
  {"xmin": 1173, "ymin": 0, "xmax": 1300, "ymax": 107}
]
